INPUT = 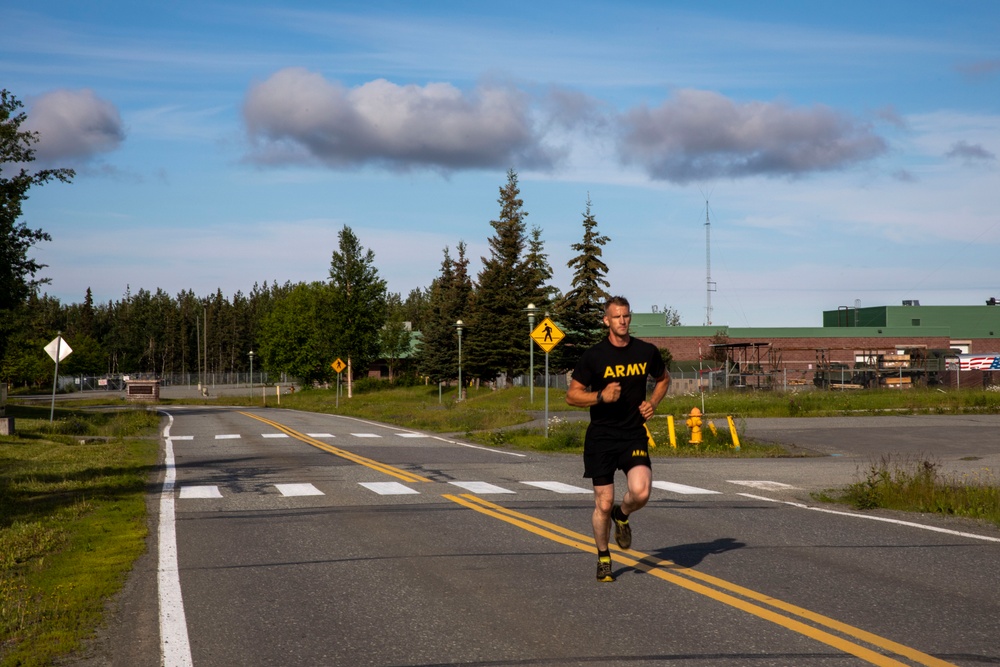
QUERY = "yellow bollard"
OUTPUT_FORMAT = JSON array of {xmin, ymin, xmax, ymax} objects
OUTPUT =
[
  {"xmin": 667, "ymin": 415, "xmax": 677, "ymax": 448},
  {"xmin": 727, "ymin": 415, "xmax": 741, "ymax": 450},
  {"xmin": 686, "ymin": 407, "xmax": 703, "ymax": 445}
]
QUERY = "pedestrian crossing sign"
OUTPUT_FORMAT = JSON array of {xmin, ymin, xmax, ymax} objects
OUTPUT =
[
  {"xmin": 332, "ymin": 358, "xmax": 346, "ymax": 373},
  {"xmin": 530, "ymin": 317, "xmax": 565, "ymax": 353}
]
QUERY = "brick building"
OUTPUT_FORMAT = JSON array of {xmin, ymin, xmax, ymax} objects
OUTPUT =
[{"xmin": 631, "ymin": 302, "xmax": 1000, "ymax": 390}]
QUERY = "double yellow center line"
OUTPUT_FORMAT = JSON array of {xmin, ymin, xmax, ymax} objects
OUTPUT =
[
  {"xmin": 449, "ymin": 494, "xmax": 955, "ymax": 667},
  {"xmin": 240, "ymin": 412, "xmax": 955, "ymax": 667},
  {"xmin": 239, "ymin": 411, "xmax": 429, "ymax": 483}
]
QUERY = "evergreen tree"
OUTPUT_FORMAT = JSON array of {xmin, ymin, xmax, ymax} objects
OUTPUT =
[
  {"xmin": 522, "ymin": 226, "xmax": 555, "ymax": 308},
  {"xmin": 401, "ymin": 287, "xmax": 431, "ymax": 331},
  {"xmin": 418, "ymin": 243, "xmax": 472, "ymax": 385},
  {"xmin": 328, "ymin": 225, "xmax": 388, "ymax": 395},
  {"xmin": 0, "ymin": 302, "xmax": 50, "ymax": 387},
  {"xmin": 380, "ymin": 292, "xmax": 414, "ymax": 380},
  {"xmin": 0, "ymin": 89, "xmax": 74, "ymax": 364},
  {"xmin": 556, "ymin": 195, "xmax": 611, "ymax": 369},
  {"xmin": 466, "ymin": 169, "xmax": 546, "ymax": 383},
  {"xmin": 176, "ymin": 289, "xmax": 202, "ymax": 380}
]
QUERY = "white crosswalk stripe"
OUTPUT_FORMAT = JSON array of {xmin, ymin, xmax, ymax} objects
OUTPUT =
[
  {"xmin": 449, "ymin": 481, "xmax": 514, "ymax": 494},
  {"xmin": 360, "ymin": 482, "xmax": 420, "ymax": 495},
  {"xmin": 522, "ymin": 481, "xmax": 591, "ymax": 494},
  {"xmin": 179, "ymin": 485, "xmax": 222, "ymax": 498},
  {"xmin": 652, "ymin": 481, "xmax": 721, "ymax": 495},
  {"xmin": 275, "ymin": 483, "xmax": 324, "ymax": 496}
]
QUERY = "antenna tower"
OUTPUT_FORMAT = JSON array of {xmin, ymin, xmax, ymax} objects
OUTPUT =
[{"xmin": 705, "ymin": 200, "xmax": 716, "ymax": 326}]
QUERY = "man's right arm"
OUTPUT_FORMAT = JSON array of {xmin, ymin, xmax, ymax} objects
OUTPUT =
[
  {"xmin": 567, "ymin": 378, "xmax": 600, "ymax": 407},
  {"xmin": 567, "ymin": 379, "xmax": 620, "ymax": 407}
]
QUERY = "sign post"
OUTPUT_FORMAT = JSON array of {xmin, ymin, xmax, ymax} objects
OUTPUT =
[
  {"xmin": 529, "ymin": 317, "xmax": 565, "ymax": 437},
  {"xmin": 44, "ymin": 334, "xmax": 73, "ymax": 422},
  {"xmin": 332, "ymin": 358, "xmax": 346, "ymax": 408}
]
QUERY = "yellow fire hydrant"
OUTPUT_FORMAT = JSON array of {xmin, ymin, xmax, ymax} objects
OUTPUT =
[{"xmin": 686, "ymin": 407, "xmax": 703, "ymax": 445}]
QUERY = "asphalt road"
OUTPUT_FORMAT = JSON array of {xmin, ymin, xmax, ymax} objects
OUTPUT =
[{"xmin": 72, "ymin": 409, "xmax": 1000, "ymax": 666}]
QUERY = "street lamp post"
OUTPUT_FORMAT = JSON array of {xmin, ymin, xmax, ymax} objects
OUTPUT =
[
  {"xmin": 524, "ymin": 303, "xmax": 540, "ymax": 403},
  {"xmin": 249, "ymin": 350, "xmax": 254, "ymax": 396},
  {"xmin": 455, "ymin": 320, "xmax": 464, "ymax": 401}
]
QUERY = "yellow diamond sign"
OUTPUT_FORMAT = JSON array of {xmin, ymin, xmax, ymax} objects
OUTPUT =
[
  {"xmin": 531, "ymin": 317, "xmax": 565, "ymax": 353},
  {"xmin": 332, "ymin": 358, "xmax": 346, "ymax": 373}
]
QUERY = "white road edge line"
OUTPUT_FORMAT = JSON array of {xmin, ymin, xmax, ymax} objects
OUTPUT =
[
  {"xmin": 738, "ymin": 493, "xmax": 1000, "ymax": 544},
  {"xmin": 158, "ymin": 412, "xmax": 194, "ymax": 667},
  {"xmin": 431, "ymin": 435, "xmax": 527, "ymax": 457}
]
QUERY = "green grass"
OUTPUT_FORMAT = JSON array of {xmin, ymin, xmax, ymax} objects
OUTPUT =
[
  {"xmin": 818, "ymin": 456, "xmax": 1000, "ymax": 528},
  {"xmin": 0, "ymin": 405, "xmax": 159, "ymax": 667},
  {"xmin": 666, "ymin": 386, "xmax": 1000, "ymax": 417}
]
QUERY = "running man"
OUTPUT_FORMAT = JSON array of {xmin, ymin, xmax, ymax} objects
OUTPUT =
[{"xmin": 566, "ymin": 296, "xmax": 670, "ymax": 582}]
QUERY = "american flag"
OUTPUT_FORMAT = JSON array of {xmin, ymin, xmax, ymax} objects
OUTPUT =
[{"xmin": 958, "ymin": 355, "xmax": 1000, "ymax": 370}]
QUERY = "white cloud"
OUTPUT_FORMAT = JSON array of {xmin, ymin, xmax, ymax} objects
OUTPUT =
[
  {"xmin": 616, "ymin": 89, "xmax": 887, "ymax": 183},
  {"xmin": 24, "ymin": 89, "xmax": 125, "ymax": 163},
  {"xmin": 242, "ymin": 68, "xmax": 559, "ymax": 171}
]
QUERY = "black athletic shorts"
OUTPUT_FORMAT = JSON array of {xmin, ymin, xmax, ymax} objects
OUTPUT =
[{"xmin": 584, "ymin": 438, "xmax": 651, "ymax": 486}]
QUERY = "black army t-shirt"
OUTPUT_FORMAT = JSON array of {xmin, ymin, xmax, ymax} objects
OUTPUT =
[{"xmin": 571, "ymin": 336, "xmax": 665, "ymax": 444}]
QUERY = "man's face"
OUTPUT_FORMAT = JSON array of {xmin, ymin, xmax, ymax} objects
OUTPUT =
[{"xmin": 604, "ymin": 304, "xmax": 631, "ymax": 336}]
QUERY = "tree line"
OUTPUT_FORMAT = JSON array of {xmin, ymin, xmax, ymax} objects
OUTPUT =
[{"xmin": 2, "ymin": 88, "xmax": 665, "ymax": 391}]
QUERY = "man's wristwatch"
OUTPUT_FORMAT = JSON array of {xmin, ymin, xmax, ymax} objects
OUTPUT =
[{"xmin": 595, "ymin": 390, "xmax": 604, "ymax": 404}]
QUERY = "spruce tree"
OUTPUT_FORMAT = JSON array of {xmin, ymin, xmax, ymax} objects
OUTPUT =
[
  {"xmin": 418, "ymin": 243, "xmax": 472, "ymax": 385},
  {"xmin": 466, "ymin": 169, "xmax": 547, "ymax": 384},
  {"xmin": 556, "ymin": 195, "xmax": 611, "ymax": 369}
]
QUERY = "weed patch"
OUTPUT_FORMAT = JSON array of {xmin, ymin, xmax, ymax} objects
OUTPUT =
[{"xmin": 823, "ymin": 456, "xmax": 1000, "ymax": 527}]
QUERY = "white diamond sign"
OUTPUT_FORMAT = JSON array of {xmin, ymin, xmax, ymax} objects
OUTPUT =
[{"xmin": 44, "ymin": 336, "xmax": 73, "ymax": 363}]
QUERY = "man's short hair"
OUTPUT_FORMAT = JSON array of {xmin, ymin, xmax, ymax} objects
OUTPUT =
[{"xmin": 604, "ymin": 295, "xmax": 630, "ymax": 315}]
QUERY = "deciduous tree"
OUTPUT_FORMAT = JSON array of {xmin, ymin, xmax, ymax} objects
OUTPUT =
[
  {"xmin": 258, "ymin": 282, "xmax": 336, "ymax": 386},
  {"xmin": 328, "ymin": 226, "xmax": 388, "ymax": 395}
]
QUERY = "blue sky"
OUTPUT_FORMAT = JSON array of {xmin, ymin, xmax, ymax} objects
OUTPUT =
[{"xmin": 4, "ymin": 1, "xmax": 998, "ymax": 327}]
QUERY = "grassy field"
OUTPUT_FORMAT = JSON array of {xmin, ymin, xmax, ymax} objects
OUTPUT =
[
  {"xmin": 2, "ymin": 384, "xmax": 999, "ymax": 664},
  {"xmin": 0, "ymin": 405, "xmax": 159, "ymax": 667}
]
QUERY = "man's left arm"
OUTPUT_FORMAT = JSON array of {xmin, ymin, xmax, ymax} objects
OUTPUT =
[{"xmin": 639, "ymin": 370, "xmax": 670, "ymax": 420}]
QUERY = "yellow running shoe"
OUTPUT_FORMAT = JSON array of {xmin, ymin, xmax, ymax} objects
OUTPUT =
[
  {"xmin": 596, "ymin": 556, "xmax": 614, "ymax": 582},
  {"xmin": 612, "ymin": 504, "xmax": 632, "ymax": 550}
]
